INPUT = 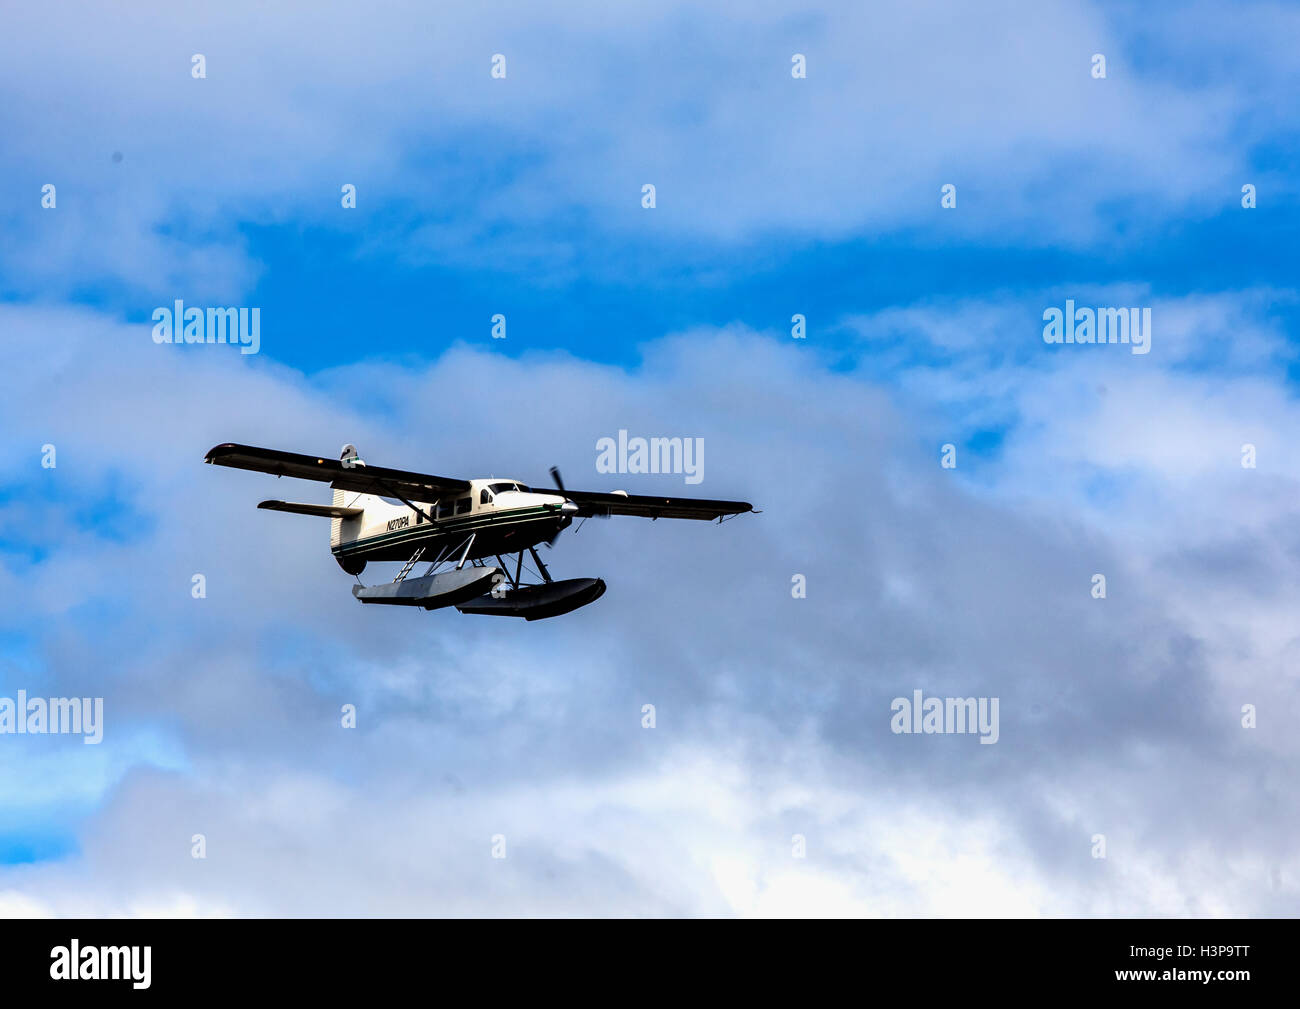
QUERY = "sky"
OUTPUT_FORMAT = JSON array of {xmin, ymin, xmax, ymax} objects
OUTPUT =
[{"xmin": 0, "ymin": 0, "xmax": 1298, "ymax": 916}]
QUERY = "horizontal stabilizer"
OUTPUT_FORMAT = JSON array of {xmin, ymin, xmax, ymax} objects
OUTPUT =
[{"xmin": 257, "ymin": 500, "xmax": 364, "ymax": 519}]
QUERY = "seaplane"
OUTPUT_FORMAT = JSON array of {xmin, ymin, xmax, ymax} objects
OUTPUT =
[{"xmin": 204, "ymin": 443, "xmax": 756, "ymax": 620}]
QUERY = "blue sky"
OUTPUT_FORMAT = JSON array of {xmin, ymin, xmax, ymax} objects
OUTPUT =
[{"xmin": 2, "ymin": 0, "xmax": 1299, "ymax": 915}]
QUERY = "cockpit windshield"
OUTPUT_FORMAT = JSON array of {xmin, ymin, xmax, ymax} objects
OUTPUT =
[{"xmin": 488, "ymin": 482, "xmax": 528, "ymax": 495}]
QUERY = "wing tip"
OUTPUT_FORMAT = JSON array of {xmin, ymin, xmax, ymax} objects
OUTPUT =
[{"xmin": 204, "ymin": 442, "xmax": 242, "ymax": 463}]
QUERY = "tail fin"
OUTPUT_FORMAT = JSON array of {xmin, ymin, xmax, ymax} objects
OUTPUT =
[{"xmin": 333, "ymin": 443, "xmax": 368, "ymax": 548}]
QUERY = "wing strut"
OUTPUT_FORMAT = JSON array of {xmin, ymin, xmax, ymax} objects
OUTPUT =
[
  {"xmin": 455, "ymin": 533, "xmax": 476, "ymax": 571},
  {"xmin": 374, "ymin": 479, "xmax": 436, "ymax": 525},
  {"xmin": 527, "ymin": 545, "xmax": 553, "ymax": 584}
]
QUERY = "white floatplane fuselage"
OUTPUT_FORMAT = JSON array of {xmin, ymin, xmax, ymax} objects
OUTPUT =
[{"xmin": 329, "ymin": 480, "xmax": 577, "ymax": 575}]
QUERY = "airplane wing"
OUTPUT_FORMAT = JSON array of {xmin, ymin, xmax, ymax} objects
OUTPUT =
[
  {"xmin": 560, "ymin": 488, "xmax": 754, "ymax": 521},
  {"xmin": 204, "ymin": 443, "xmax": 471, "ymax": 502}
]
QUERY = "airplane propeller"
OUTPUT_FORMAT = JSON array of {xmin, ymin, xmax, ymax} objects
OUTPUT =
[{"xmin": 545, "ymin": 466, "xmax": 568, "ymax": 548}]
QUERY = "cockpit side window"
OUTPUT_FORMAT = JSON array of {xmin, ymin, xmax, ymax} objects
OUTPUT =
[{"xmin": 480, "ymin": 488, "xmax": 493, "ymax": 505}]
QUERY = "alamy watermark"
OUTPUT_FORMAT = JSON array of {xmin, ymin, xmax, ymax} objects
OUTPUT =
[
  {"xmin": 0, "ymin": 691, "xmax": 103, "ymax": 744},
  {"xmin": 50, "ymin": 941, "xmax": 150, "ymax": 989},
  {"xmin": 151, "ymin": 301, "xmax": 260, "ymax": 355},
  {"xmin": 1043, "ymin": 299, "xmax": 1150, "ymax": 355},
  {"xmin": 890, "ymin": 689, "xmax": 999, "ymax": 744},
  {"xmin": 596, "ymin": 429, "xmax": 704, "ymax": 485}
]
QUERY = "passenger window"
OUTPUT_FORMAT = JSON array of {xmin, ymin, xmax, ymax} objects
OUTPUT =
[
  {"xmin": 455, "ymin": 497, "xmax": 471, "ymax": 514},
  {"xmin": 436, "ymin": 500, "xmax": 453, "ymax": 519}
]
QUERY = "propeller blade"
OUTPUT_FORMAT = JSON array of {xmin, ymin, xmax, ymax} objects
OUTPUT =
[{"xmin": 546, "ymin": 468, "xmax": 572, "ymax": 546}]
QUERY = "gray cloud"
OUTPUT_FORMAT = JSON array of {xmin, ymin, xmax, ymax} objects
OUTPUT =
[{"xmin": 1, "ymin": 301, "xmax": 1297, "ymax": 915}]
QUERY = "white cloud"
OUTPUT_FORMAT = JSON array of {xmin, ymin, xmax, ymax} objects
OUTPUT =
[
  {"xmin": 1, "ymin": 299, "xmax": 1298, "ymax": 915},
  {"xmin": 3, "ymin": 0, "xmax": 1297, "ymax": 296}
]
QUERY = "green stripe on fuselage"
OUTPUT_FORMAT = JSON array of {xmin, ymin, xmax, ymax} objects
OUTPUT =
[{"xmin": 332, "ymin": 505, "xmax": 557, "ymax": 556}]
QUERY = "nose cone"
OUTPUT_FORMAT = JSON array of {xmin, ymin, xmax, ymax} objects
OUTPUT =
[{"xmin": 561, "ymin": 500, "xmax": 579, "ymax": 515}]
